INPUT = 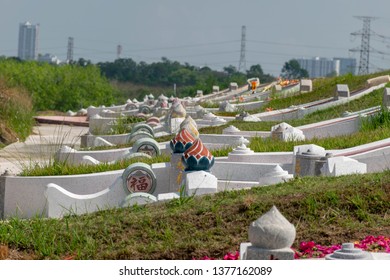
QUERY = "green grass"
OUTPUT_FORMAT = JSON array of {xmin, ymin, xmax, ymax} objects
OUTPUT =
[
  {"xmin": 249, "ymin": 126, "xmax": 390, "ymax": 153},
  {"xmin": 1, "ymin": 171, "xmax": 389, "ymax": 259},
  {"xmin": 20, "ymin": 154, "xmax": 171, "ymax": 177},
  {"xmin": 264, "ymin": 71, "xmax": 390, "ymax": 112},
  {"xmin": 107, "ymin": 116, "xmax": 146, "ymax": 135}
]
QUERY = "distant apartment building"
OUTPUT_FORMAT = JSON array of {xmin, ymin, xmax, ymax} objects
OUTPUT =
[
  {"xmin": 18, "ymin": 21, "xmax": 39, "ymax": 60},
  {"xmin": 296, "ymin": 57, "xmax": 356, "ymax": 78}
]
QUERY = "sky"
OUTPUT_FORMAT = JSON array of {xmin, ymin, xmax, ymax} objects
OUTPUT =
[{"xmin": 1, "ymin": 0, "xmax": 390, "ymax": 76}]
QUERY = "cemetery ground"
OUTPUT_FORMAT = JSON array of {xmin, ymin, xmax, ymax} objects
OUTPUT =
[
  {"xmin": 0, "ymin": 168, "xmax": 389, "ymax": 259},
  {"xmin": 1, "ymin": 73, "xmax": 390, "ymax": 260}
]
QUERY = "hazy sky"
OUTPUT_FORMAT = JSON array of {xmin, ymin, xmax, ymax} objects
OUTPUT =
[{"xmin": 1, "ymin": 0, "xmax": 390, "ymax": 76}]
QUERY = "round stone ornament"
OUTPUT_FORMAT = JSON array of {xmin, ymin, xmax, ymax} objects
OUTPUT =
[
  {"xmin": 132, "ymin": 138, "xmax": 160, "ymax": 157},
  {"xmin": 122, "ymin": 162, "xmax": 157, "ymax": 194}
]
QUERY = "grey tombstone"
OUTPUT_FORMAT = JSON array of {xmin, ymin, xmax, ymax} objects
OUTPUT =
[
  {"xmin": 294, "ymin": 149, "xmax": 332, "ymax": 177},
  {"xmin": 300, "ymin": 79, "xmax": 313, "ymax": 93},
  {"xmin": 383, "ymin": 87, "xmax": 390, "ymax": 108},
  {"xmin": 212, "ymin": 85, "xmax": 219, "ymax": 93},
  {"xmin": 196, "ymin": 90, "xmax": 203, "ymax": 97},
  {"xmin": 336, "ymin": 84, "xmax": 350, "ymax": 99},
  {"xmin": 229, "ymin": 82, "xmax": 238, "ymax": 91}
]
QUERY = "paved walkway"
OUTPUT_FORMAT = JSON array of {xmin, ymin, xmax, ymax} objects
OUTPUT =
[{"xmin": 0, "ymin": 124, "xmax": 88, "ymax": 175}]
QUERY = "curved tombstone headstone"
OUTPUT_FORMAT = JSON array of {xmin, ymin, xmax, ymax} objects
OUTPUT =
[
  {"xmin": 125, "ymin": 103, "xmax": 138, "ymax": 110},
  {"xmin": 248, "ymin": 205, "xmax": 296, "ymax": 250},
  {"xmin": 131, "ymin": 123, "xmax": 154, "ymax": 137},
  {"xmin": 122, "ymin": 163, "xmax": 157, "ymax": 194},
  {"xmin": 139, "ymin": 104, "xmax": 152, "ymax": 115},
  {"xmin": 170, "ymin": 128, "xmax": 195, "ymax": 153},
  {"xmin": 147, "ymin": 117, "xmax": 161, "ymax": 124},
  {"xmin": 126, "ymin": 130, "xmax": 154, "ymax": 144},
  {"xmin": 182, "ymin": 139, "xmax": 214, "ymax": 171},
  {"xmin": 132, "ymin": 138, "xmax": 161, "ymax": 157}
]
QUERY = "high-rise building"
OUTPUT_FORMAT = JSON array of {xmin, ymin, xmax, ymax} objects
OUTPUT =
[
  {"xmin": 333, "ymin": 57, "xmax": 356, "ymax": 75},
  {"xmin": 296, "ymin": 57, "xmax": 356, "ymax": 78},
  {"xmin": 18, "ymin": 21, "xmax": 39, "ymax": 60}
]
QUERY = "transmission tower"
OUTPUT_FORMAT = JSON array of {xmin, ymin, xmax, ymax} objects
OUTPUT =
[
  {"xmin": 238, "ymin": 25, "xmax": 246, "ymax": 73},
  {"xmin": 67, "ymin": 37, "xmax": 74, "ymax": 62},
  {"xmin": 117, "ymin": 44, "xmax": 122, "ymax": 59},
  {"xmin": 349, "ymin": 16, "xmax": 378, "ymax": 75}
]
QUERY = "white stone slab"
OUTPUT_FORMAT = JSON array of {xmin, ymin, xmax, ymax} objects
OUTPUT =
[
  {"xmin": 321, "ymin": 156, "xmax": 367, "ymax": 176},
  {"xmin": 185, "ymin": 171, "xmax": 217, "ymax": 196},
  {"xmin": 45, "ymin": 176, "xmax": 125, "ymax": 218},
  {"xmin": 157, "ymin": 192, "xmax": 180, "ymax": 201}
]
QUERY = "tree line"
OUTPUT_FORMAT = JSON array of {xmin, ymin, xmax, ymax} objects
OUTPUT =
[{"xmin": 97, "ymin": 57, "xmax": 277, "ymax": 96}]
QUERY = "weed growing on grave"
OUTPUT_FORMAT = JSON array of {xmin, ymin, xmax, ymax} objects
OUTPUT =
[
  {"xmin": 360, "ymin": 105, "xmax": 390, "ymax": 132},
  {"xmin": 108, "ymin": 115, "xmax": 145, "ymax": 135},
  {"xmin": 20, "ymin": 153, "xmax": 171, "ymax": 176},
  {"xmin": 167, "ymin": 184, "xmax": 195, "ymax": 208}
]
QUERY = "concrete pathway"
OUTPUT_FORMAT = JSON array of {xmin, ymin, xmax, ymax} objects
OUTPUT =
[{"xmin": 0, "ymin": 124, "xmax": 88, "ymax": 175}]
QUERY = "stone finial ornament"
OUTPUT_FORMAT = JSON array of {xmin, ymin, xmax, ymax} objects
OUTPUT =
[
  {"xmin": 182, "ymin": 138, "xmax": 214, "ymax": 172},
  {"xmin": 170, "ymin": 128, "xmax": 195, "ymax": 153},
  {"xmin": 180, "ymin": 115, "xmax": 199, "ymax": 139},
  {"xmin": 248, "ymin": 205, "xmax": 296, "ymax": 249},
  {"xmin": 170, "ymin": 99, "xmax": 186, "ymax": 118}
]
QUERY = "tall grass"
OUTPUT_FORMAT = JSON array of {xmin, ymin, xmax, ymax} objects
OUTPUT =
[
  {"xmin": 360, "ymin": 106, "xmax": 390, "ymax": 132},
  {"xmin": 20, "ymin": 154, "xmax": 171, "ymax": 176},
  {"xmin": 0, "ymin": 80, "xmax": 35, "ymax": 144}
]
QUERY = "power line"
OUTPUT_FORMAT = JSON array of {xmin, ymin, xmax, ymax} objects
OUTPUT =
[{"xmin": 247, "ymin": 39, "xmax": 347, "ymax": 51}]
